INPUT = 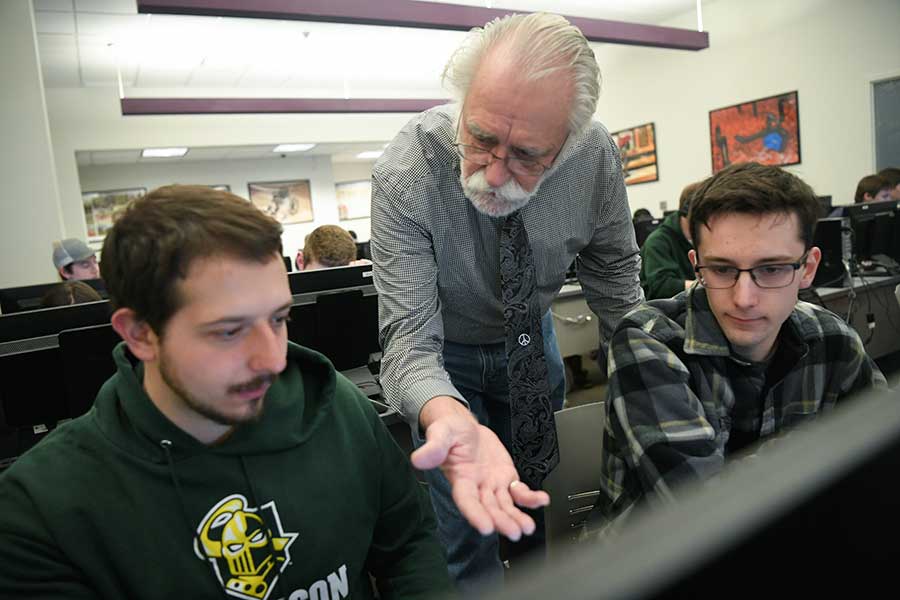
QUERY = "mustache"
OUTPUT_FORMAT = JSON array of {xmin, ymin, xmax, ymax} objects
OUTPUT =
[{"xmin": 228, "ymin": 374, "xmax": 276, "ymax": 394}]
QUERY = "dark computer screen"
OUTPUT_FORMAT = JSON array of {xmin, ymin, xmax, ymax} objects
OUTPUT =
[
  {"xmin": 288, "ymin": 263, "xmax": 375, "ymax": 295},
  {"xmin": 0, "ymin": 278, "xmax": 107, "ymax": 314},
  {"xmin": 355, "ymin": 241, "xmax": 372, "ymax": 261},
  {"xmin": 0, "ymin": 300, "xmax": 111, "ymax": 345},
  {"xmin": 287, "ymin": 289, "xmax": 381, "ymax": 372},
  {"xmin": 844, "ymin": 199, "xmax": 897, "ymax": 264},
  {"xmin": 58, "ymin": 323, "xmax": 122, "ymax": 419},
  {"xmin": 811, "ymin": 217, "xmax": 848, "ymax": 287},
  {"xmin": 0, "ymin": 346, "xmax": 68, "ymax": 427},
  {"xmin": 633, "ymin": 218, "xmax": 662, "ymax": 248},
  {"xmin": 815, "ymin": 195, "xmax": 833, "ymax": 218},
  {"xmin": 491, "ymin": 387, "xmax": 900, "ymax": 600}
]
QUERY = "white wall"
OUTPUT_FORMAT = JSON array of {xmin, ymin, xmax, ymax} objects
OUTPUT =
[
  {"xmin": 331, "ymin": 161, "xmax": 377, "ymax": 241},
  {"xmin": 0, "ymin": 0, "xmax": 65, "ymax": 286},
  {"xmin": 595, "ymin": 0, "xmax": 900, "ymax": 216}
]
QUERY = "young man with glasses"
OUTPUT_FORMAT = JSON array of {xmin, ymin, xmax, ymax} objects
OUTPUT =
[
  {"xmin": 371, "ymin": 12, "xmax": 643, "ymax": 592},
  {"xmin": 590, "ymin": 162, "xmax": 886, "ymax": 532}
]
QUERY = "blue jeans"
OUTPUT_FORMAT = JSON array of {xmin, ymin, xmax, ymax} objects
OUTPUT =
[{"xmin": 413, "ymin": 312, "xmax": 565, "ymax": 594}]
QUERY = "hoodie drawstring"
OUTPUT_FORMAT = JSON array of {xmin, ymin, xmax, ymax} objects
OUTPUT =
[
  {"xmin": 240, "ymin": 456, "xmax": 289, "ymax": 600},
  {"xmin": 160, "ymin": 439, "xmax": 232, "ymax": 599}
]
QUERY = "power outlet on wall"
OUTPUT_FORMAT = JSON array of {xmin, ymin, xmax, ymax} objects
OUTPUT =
[{"xmin": 659, "ymin": 201, "xmax": 667, "ymax": 212}]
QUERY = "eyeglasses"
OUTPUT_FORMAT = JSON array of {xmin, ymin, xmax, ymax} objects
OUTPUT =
[
  {"xmin": 694, "ymin": 253, "xmax": 809, "ymax": 289},
  {"xmin": 453, "ymin": 143, "xmax": 552, "ymax": 177}
]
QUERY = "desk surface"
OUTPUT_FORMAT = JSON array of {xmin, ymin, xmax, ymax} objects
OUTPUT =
[{"xmin": 814, "ymin": 274, "xmax": 900, "ymax": 300}]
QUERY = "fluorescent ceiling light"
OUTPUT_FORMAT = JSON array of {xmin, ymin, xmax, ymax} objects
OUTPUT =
[
  {"xmin": 357, "ymin": 150, "xmax": 384, "ymax": 159},
  {"xmin": 142, "ymin": 147, "xmax": 188, "ymax": 158},
  {"xmin": 273, "ymin": 143, "xmax": 315, "ymax": 152}
]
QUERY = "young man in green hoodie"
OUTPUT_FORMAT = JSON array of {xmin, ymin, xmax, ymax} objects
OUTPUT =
[
  {"xmin": 0, "ymin": 186, "xmax": 452, "ymax": 600},
  {"xmin": 638, "ymin": 181, "xmax": 700, "ymax": 300}
]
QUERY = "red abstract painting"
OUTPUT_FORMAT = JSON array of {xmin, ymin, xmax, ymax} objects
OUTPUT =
[{"xmin": 708, "ymin": 91, "xmax": 800, "ymax": 173}]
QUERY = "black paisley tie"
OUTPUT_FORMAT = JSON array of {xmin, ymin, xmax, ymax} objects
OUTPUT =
[{"xmin": 499, "ymin": 209, "xmax": 560, "ymax": 489}]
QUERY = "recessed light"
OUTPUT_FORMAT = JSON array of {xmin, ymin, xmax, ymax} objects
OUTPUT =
[
  {"xmin": 273, "ymin": 143, "xmax": 315, "ymax": 152},
  {"xmin": 357, "ymin": 150, "xmax": 384, "ymax": 159},
  {"xmin": 142, "ymin": 147, "xmax": 188, "ymax": 158}
]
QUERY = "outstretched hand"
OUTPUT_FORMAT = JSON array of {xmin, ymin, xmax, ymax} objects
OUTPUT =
[{"xmin": 411, "ymin": 397, "xmax": 550, "ymax": 541}]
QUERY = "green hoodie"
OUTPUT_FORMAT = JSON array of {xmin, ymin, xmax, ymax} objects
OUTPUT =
[
  {"xmin": 639, "ymin": 211, "xmax": 695, "ymax": 300},
  {"xmin": 0, "ymin": 342, "xmax": 452, "ymax": 600}
]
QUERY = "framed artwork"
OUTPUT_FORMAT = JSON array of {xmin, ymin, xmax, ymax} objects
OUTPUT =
[
  {"xmin": 610, "ymin": 122, "xmax": 658, "ymax": 185},
  {"xmin": 82, "ymin": 188, "xmax": 146, "ymax": 240},
  {"xmin": 709, "ymin": 90, "xmax": 800, "ymax": 173},
  {"xmin": 335, "ymin": 180, "xmax": 372, "ymax": 221},
  {"xmin": 247, "ymin": 179, "xmax": 313, "ymax": 224}
]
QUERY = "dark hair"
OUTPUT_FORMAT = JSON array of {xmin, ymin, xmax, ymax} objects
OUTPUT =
[
  {"xmin": 303, "ymin": 225, "xmax": 357, "ymax": 268},
  {"xmin": 632, "ymin": 208, "xmax": 654, "ymax": 223},
  {"xmin": 40, "ymin": 280, "xmax": 102, "ymax": 308},
  {"xmin": 878, "ymin": 167, "xmax": 900, "ymax": 188},
  {"xmin": 678, "ymin": 181, "xmax": 703, "ymax": 216},
  {"xmin": 100, "ymin": 185, "xmax": 283, "ymax": 335},
  {"xmin": 689, "ymin": 162, "xmax": 819, "ymax": 251},
  {"xmin": 855, "ymin": 174, "xmax": 891, "ymax": 203}
]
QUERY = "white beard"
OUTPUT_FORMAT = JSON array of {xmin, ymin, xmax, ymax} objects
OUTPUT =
[{"xmin": 460, "ymin": 169, "xmax": 543, "ymax": 217}]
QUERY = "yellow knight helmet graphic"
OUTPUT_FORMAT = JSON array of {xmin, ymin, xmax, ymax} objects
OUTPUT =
[{"xmin": 195, "ymin": 494, "xmax": 297, "ymax": 600}]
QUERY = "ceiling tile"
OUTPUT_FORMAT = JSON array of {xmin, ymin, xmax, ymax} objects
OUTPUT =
[{"xmin": 34, "ymin": 11, "xmax": 76, "ymax": 35}]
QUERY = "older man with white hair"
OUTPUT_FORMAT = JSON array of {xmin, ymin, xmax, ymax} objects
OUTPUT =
[{"xmin": 371, "ymin": 12, "xmax": 643, "ymax": 592}]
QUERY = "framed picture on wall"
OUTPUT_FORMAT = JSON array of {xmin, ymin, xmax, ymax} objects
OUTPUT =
[
  {"xmin": 247, "ymin": 179, "xmax": 313, "ymax": 224},
  {"xmin": 709, "ymin": 91, "xmax": 800, "ymax": 173},
  {"xmin": 335, "ymin": 180, "xmax": 372, "ymax": 221},
  {"xmin": 610, "ymin": 122, "xmax": 659, "ymax": 185},
  {"xmin": 82, "ymin": 187, "xmax": 146, "ymax": 241}
]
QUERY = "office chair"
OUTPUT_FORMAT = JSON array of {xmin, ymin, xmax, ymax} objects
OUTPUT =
[{"xmin": 542, "ymin": 401, "xmax": 606, "ymax": 558}]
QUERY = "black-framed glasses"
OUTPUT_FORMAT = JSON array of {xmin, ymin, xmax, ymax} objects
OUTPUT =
[{"xmin": 694, "ymin": 253, "xmax": 809, "ymax": 289}]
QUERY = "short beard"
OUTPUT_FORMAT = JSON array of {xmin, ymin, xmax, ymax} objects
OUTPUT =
[
  {"xmin": 460, "ymin": 169, "xmax": 543, "ymax": 217},
  {"xmin": 158, "ymin": 351, "xmax": 271, "ymax": 427}
]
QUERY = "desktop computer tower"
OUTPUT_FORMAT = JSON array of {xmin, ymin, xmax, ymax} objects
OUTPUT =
[{"xmin": 812, "ymin": 217, "xmax": 852, "ymax": 288}]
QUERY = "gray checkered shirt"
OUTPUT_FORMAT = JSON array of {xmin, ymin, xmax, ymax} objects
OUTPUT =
[{"xmin": 371, "ymin": 104, "xmax": 643, "ymax": 423}]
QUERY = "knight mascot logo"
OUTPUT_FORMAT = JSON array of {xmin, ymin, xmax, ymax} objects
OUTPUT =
[{"xmin": 194, "ymin": 494, "xmax": 298, "ymax": 600}]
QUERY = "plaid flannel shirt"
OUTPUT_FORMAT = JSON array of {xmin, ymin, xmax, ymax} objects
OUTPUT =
[{"xmin": 590, "ymin": 284, "xmax": 886, "ymax": 531}]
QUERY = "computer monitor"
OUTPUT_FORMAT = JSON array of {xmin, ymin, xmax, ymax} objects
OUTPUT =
[
  {"xmin": 287, "ymin": 288, "xmax": 380, "ymax": 372},
  {"xmin": 288, "ymin": 263, "xmax": 375, "ymax": 295},
  {"xmin": 58, "ymin": 323, "xmax": 122, "ymax": 418},
  {"xmin": 0, "ymin": 346, "xmax": 68, "ymax": 427},
  {"xmin": 815, "ymin": 195, "xmax": 833, "ymax": 218},
  {"xmin": 282, "ymin": 255, "xmax": 294, "ymax": 273},
  {"xmin": 0, "ymin": 278, "xmax": 107, "ymax": 314},
  {"xmin": 355, "ymin": 241, "xmax": 372, "ymax": 261},
  {"xmin": 0, "ymin": 300, "xmax": 111, "ymax": 345},
  {"xmin": 633, "ymin": 218, "xmax": 662, "ymax": 248},
  {"xmin": 490, "ymin": 386, "xmax": 900, "ymax": 599},
  {"xmin": 844, "ymin": 199, "xmax": 897, "ymax": 264},
  {"xmin": 811, "ymin": 217, "xmax": 850, "ymax": 287}
]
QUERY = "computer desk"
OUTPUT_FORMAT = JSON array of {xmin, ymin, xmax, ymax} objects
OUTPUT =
[
  {"xmin": 552, "ymin": 284, "xmax": 600, "ymax": 359},
  {"xmin": 812, "ymin": 274, "xmax": 900, "ymax": 360}
]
